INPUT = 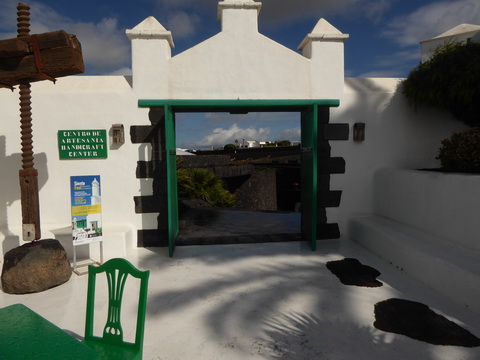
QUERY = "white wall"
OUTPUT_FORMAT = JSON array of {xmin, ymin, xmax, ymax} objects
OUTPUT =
[
  {"xmin": 0, "ymin": 0, "xmax": 470, "ymax": 257},
  {"xmin": 129, "ymin": 1, "xmax": 347, "ymax": 100},
  {"xmin": 329, "ymin": 78, "xmax": 467, "ymax": 238},
  {"xmin": 420, "ymin": 25, "xmax": 480, "ymax": 63},
  {"xmin": 0, "ymin": 76, "xmax": 467, "ymax": 257},
  {"xmin": 168, "ymin": 32, "xmax": 311, "ymax": 100},
  {"xmin": 0, "ymin": 76, "xmax": 152, "ymax": 257},
  {"xmin": 373, "ymin": 168, "xmax": 480, "ymax": 252}
]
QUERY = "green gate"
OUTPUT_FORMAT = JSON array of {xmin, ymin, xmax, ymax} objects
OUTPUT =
[
  {"xmin": 138, "ymin": 99, "xmax": 339, "ymax": 255},
  {"xmin": 300, "ymin": 105, "xmax": 318, "ymax": 250},
  {"xmin": 164, "ymin": 105, "xmax": 179, "ymax": 256}
]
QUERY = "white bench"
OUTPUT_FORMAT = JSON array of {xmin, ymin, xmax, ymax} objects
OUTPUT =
[
  {"xmin": 1, "ymin": 223, "xmax": 136, "ymax": 263},
  {"xmin": 350, "ymin": 168, "xmax": 480, "ymax": 314}
]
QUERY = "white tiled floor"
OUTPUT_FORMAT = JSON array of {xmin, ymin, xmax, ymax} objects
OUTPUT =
[{"xmin": 2, "ymin": 239, "xmax": 480, "ymax": 360}]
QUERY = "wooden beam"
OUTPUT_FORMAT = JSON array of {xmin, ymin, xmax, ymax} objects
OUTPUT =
[
  {"xmin": 0, "ymin": 38, "xmax": 29, "ymax": 58},
  {"xmin": 19, "ymin": 170, "xmax": 41, "ymax": 240},
  {"xmin": 18, "ymin": 31, "xmax": 77, "ymax": 52},
  {"xmin": 0, "ymin": 30, "xmax": 84, "ymax": 85}
]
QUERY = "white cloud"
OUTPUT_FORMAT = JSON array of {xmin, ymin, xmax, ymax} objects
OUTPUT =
[
  {"xmin": 275, "ymin": 127, "xmax": 301, "ymax": 142},
  {"xmin": 376, "ymin": 49, "xmax": 420, "ymax": 66},
  {"xmin": 0, "ymin": 0, "xmax": 130, "ymax": 74},
  {"xmin": 169, "ymin": 0, "xmax": 390, "ymax": 28},
  {"xmin": 356, "ymin": 49, "xmax": 420, "ymax": 77},
  {"xmin": 71, "ymin": 18, "xmax": 130, "ymax": 72},
  {"xmin": 259, "ymin": 0, "xmax": 395, "ymax": 27},
  {"xmin": 0, "ymin": 1, "xmax": 35, "ymax": 31},
  {"xmin": 188, "ymin": 123, "xmax": 271, "ymax": 147},
  {"xmin": 361, "ymin": 0, "xmax": 395, "ymax": 24},
  {"xmin": 166, "ymin": 11, "xmax": 200, "ymax": 38},
  {"xmin": 160, "ymin": 0, "xmax": 202, "ymax": 7},
  {"xmin": 151, "ymin": 0, "xmax": 394, "ymax": 36},
  {"xmin": 152, "ymin": 0, "xmax": 217, "ymax": 38},
  {"xmin": 383, "ymin": 0, "xmax": 480, "ymax": 47},
  {"xmin": 260, "ymin": 0, "xmax": 348, "ymax": 26}
]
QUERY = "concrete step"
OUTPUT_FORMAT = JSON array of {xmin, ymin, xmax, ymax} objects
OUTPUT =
[
  {"xmin": 178, "ymin": 232, "xmax": 302, "ymax": 246},
  {"xmin": 349, "ymin": 215, "xmax": 480, "ymax": 315}
]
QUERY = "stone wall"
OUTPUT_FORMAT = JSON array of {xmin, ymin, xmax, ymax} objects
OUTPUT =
[{"xmin": 234, "ymin": 168, "xmax": 277, "ymax": 211}]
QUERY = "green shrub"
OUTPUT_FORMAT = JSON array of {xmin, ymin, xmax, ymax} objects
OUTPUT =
[
  {"xmin": 223, "ymin": 143, "xmax": 238, "ymax": 150},
  {"xmin": 178, "ymin": 168, "xmax": 235, "ymax": 207},
  {"xmin": 437, "ymin": 128, "xmax": 480, "ymax": 173},
  {"xmin": 176, "ymin": 158, "xmax": 189, "ymax": 183},
  {"xmin": 402, "ymin": 42, "xmax": 480, "ymax": 127}
]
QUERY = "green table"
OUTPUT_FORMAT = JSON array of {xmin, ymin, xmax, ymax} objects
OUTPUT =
[{"xmin": 0, "ymin": 303, "xmax": 99, "ymax": 360}]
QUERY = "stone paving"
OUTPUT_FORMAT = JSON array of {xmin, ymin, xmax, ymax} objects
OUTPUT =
[
  {"xmin": 2, "ymin": 239, "xmax": 480, "ymax": 359},
  {"xmin": 178, "ymin": 208, "xmax": 302, "ymax": 245}
]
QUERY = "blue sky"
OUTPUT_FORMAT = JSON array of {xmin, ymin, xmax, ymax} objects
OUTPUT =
[{"xmin": 1, "ymin": 0, "xmax": 479, "ymax": 148}]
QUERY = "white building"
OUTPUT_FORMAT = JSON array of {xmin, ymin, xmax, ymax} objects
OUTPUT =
[
  {"xmin": 245, "ymin": 141, "xmax": 260, "ymax": 148},
  {"xmin": 420, "ymin": 23, "xmax": 480, "ymax": 62},
  {"xmin": 0, "ymin": 0, "xmax": 466, "ymax": 260}
]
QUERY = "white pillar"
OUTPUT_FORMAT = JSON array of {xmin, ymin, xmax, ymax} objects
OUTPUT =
[
  {"xmin": 217, "ymin": 0, "xmax": 261, "ymax": 34},
  {"xmin": 298, "ymin": 19, "xmax": 349, "ymax": 99},
  {"xmin": 126, "ymin": 17, "xmax": 174, "ymax": 98}
]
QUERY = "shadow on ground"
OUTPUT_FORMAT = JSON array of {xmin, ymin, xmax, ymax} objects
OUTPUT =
[{"xmin": 139, "ymin": 241, "xmax": 480, "ymax": 359}]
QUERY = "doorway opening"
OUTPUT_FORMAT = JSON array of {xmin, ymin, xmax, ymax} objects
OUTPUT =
[
  {"xmin": 175, "ymin": 111, "xmax": 302, "ymax": 246},
  {"xmin": 137, "ymin": 99, "xmax": 340, "ymax": 256}
]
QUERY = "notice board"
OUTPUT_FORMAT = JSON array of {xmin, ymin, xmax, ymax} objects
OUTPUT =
[{"xmin": 58, "ymin": 130, "xmax": 107, "ymax": 159}]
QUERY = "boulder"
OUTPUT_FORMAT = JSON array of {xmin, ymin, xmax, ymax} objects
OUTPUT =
[{"xmin": 1, "ymin": 239, "xmax": 71, "ymax": 294}]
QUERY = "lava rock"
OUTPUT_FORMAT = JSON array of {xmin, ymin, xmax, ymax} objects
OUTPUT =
[
  {"xmin": 374, "ymin": 298, "xmax": 480, "ymax": 347},
  {"xmin": 1, "ymin": 239, "xmax": 71, "ymax": 294},
  {"xmin": 326, "ymin": 258, "xmax": 383, "ymax": 287}
]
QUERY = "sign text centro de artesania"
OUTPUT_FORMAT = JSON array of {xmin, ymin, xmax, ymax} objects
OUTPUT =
[{"xmin": 58, "ymin": 130, "xmax": 107, "ymax": 159}]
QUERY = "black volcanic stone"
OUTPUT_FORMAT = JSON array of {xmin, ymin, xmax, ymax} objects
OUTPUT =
[
  {"xmin": 326, "ymin": 258, "xmax": 382, "ymax": 287},
  {"xmin": 374, "ymin": 298, "xmax": 480, "ymax": 347}
]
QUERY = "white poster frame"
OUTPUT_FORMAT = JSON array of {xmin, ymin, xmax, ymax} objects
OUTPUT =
[{"xmin": 70, "ymin": 175, "xmax": 104, "ymax": 275}]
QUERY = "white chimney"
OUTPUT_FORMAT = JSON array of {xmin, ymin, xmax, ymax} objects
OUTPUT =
[
  {"xmin": 217, "ymin": 0, "xmax": 262, "ymax": 34},
  {"xmin": 126, "ymin": 16, "xmax": 174, "ymax": 98},
  {"xmin": 299, "ymin": 19, "xmax": 349, "ymax": 99}
]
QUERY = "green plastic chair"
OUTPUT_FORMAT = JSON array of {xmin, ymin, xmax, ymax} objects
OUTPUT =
[{"xmin": 83, "ymin": 258, "xmax": 150, "ymax": 360}]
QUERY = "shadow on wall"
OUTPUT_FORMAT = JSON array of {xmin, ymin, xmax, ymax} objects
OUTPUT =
[
  {"xmin": 338, "ymin": 78, "xmax": 466, "ymax": 170},
  {"xmin": 378, "ymin": 83, "xmax": 467, "ymax": 168},
  {"xmin": 329, "ymin": 78, "xmax": 404, "ymax": 234},
  {"xmin": 329, "ymin": 78, "xmax": 467, "ymax": 237},
  {"xmin": 0, "ymin": 135, "xmax": 49, "ymax": 256}
]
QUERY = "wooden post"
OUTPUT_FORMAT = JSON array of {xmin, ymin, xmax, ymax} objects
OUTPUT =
[
  {"xmin": 17, "ymin": 2, "xmax": 40, "ymax": 241},
  {"xmin": 0, "ymin": 3, "xmax": 84, "ymax": 240}
]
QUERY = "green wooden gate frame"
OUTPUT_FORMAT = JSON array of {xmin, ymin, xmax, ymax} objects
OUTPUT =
[{"xmin": 138, "ymin": 99, "xmax": 339, "ymax": 256}]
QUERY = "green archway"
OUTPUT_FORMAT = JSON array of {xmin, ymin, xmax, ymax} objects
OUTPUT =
[{"xmin": 138, "ymin": 99, "xmax": 341, "ymax": 256}]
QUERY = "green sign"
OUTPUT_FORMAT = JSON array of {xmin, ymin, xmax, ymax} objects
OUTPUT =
[{"xmin": 58, "ymin": 130, "xmax": 107, "ymax": 159}]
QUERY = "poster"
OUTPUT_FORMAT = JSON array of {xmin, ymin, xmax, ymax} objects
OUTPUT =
[{"xmin": 70, "ymin": 175, "xmax": 103, "ymax": 246}]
